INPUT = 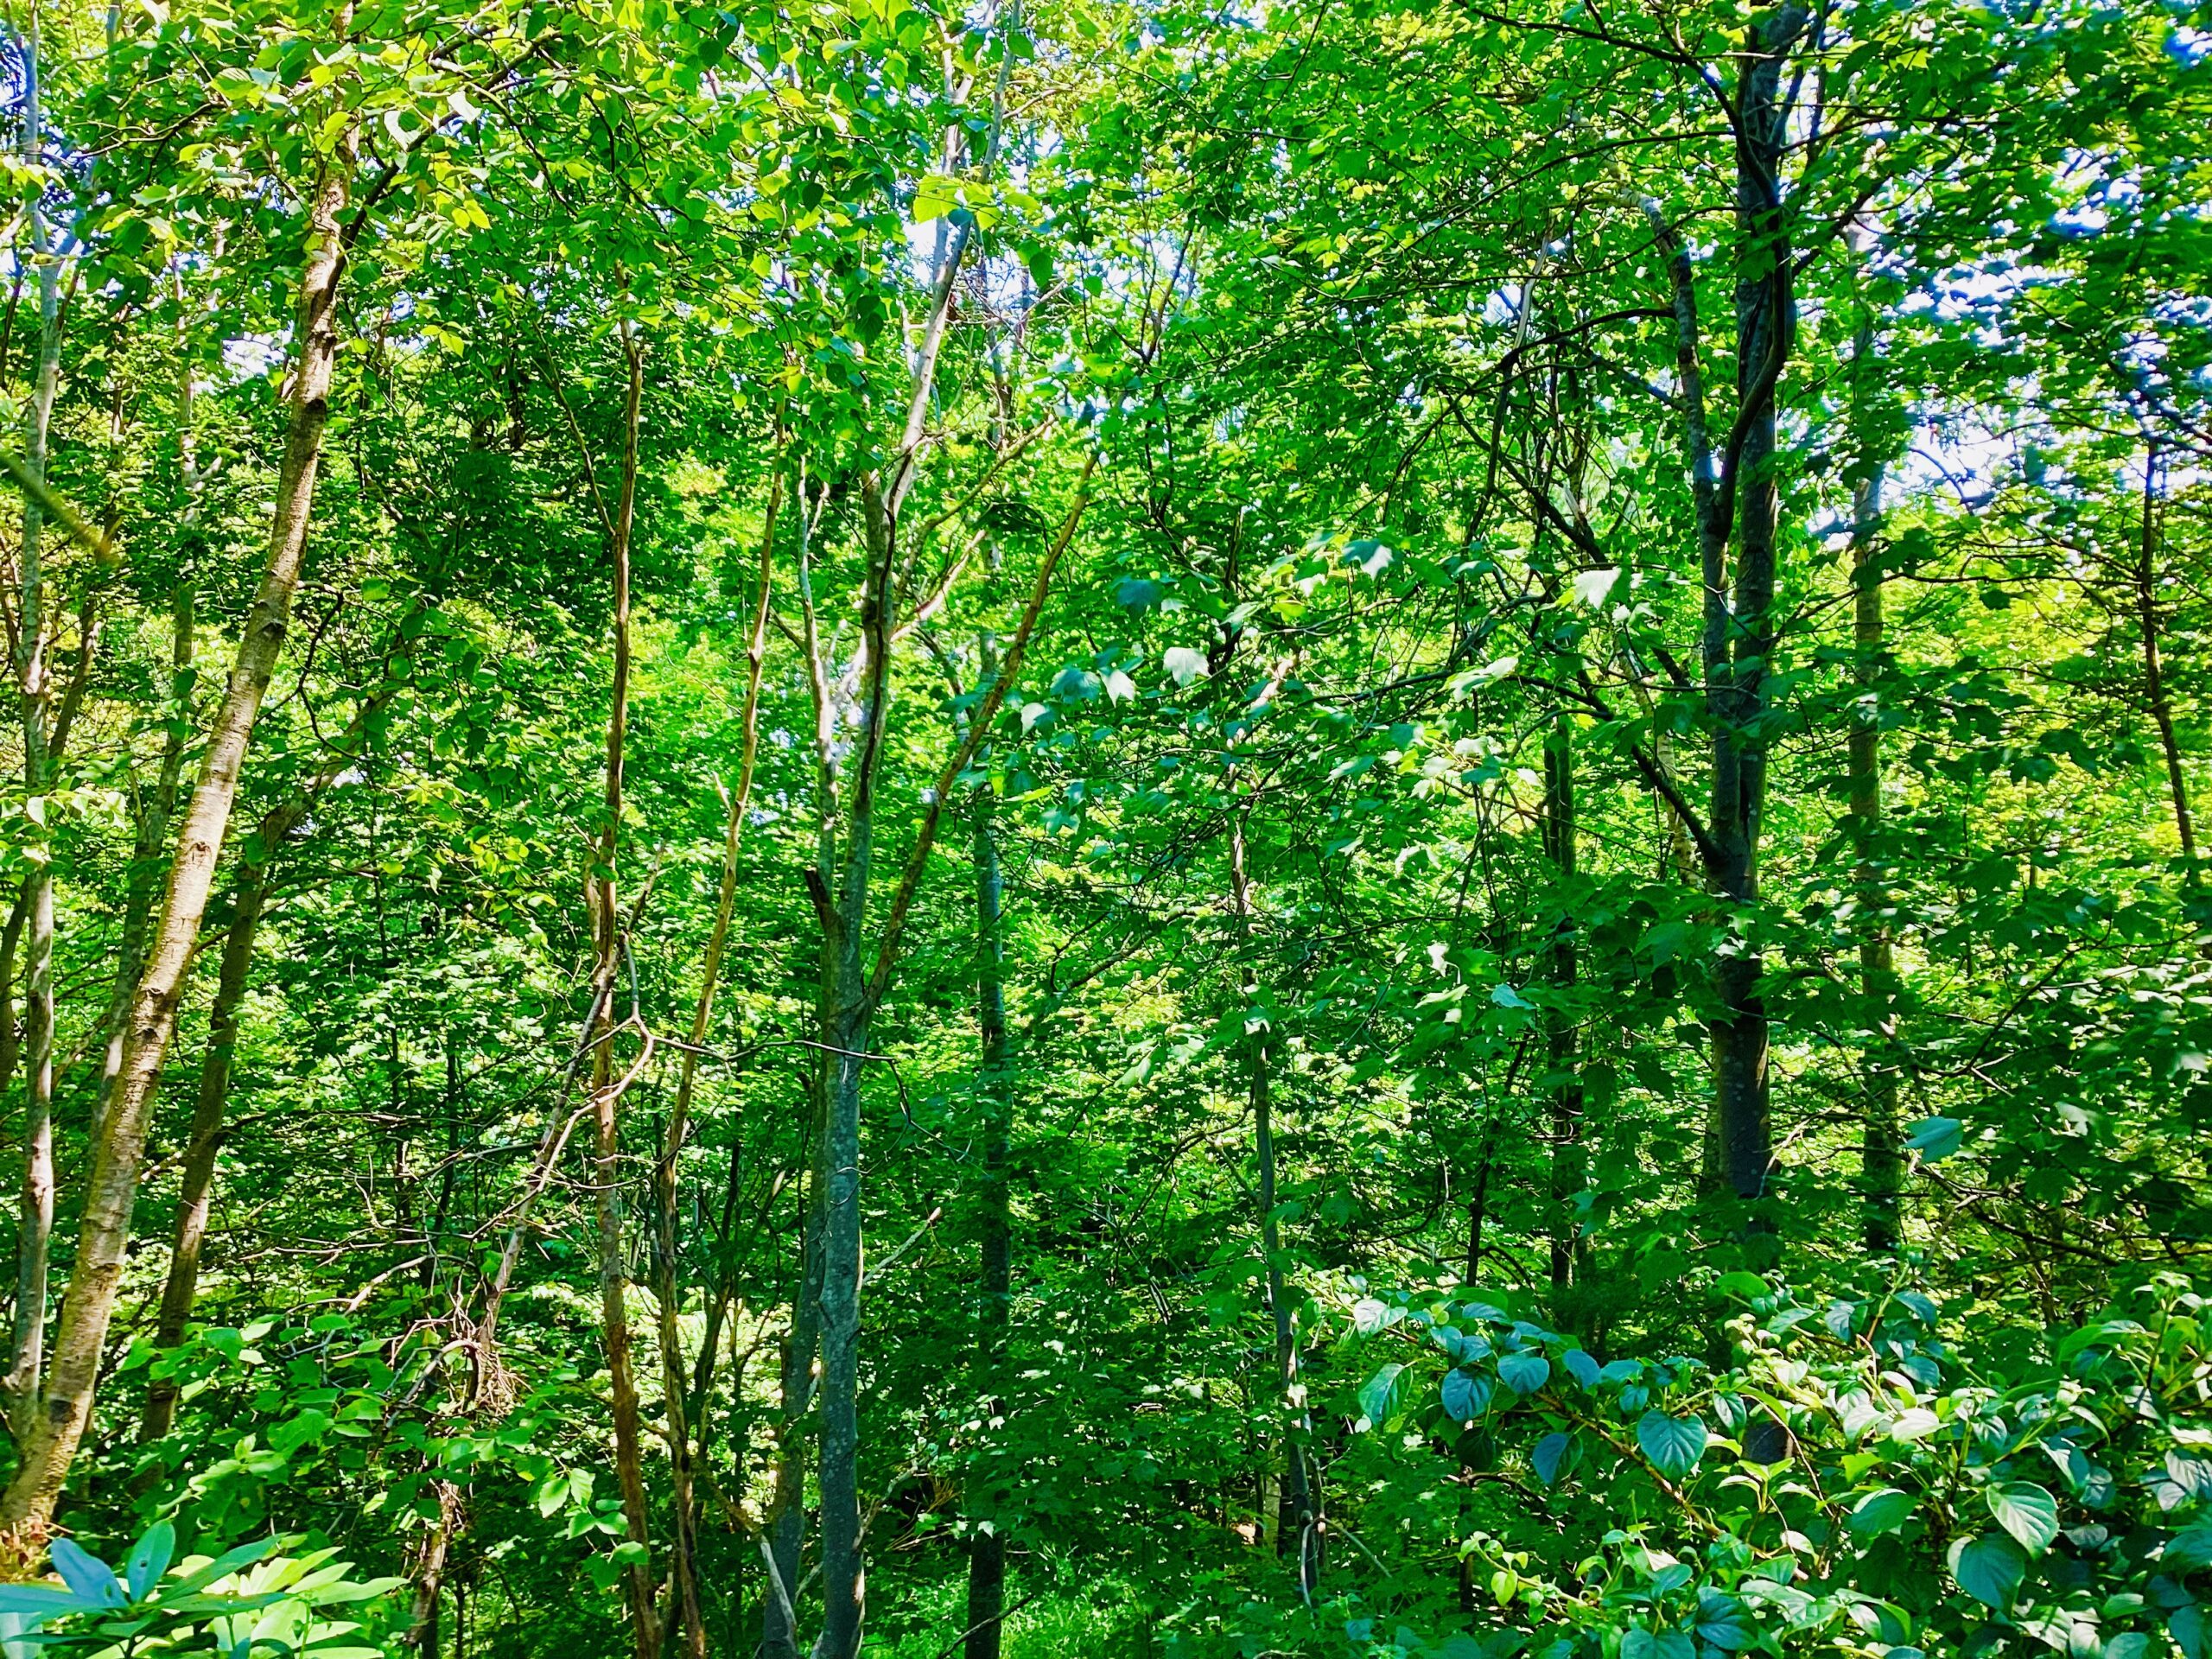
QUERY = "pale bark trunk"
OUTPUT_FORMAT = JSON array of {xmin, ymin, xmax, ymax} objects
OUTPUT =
[
  {"xmin": 812, "ymin": 482, "xmax": 899, "ymax": 1659},
  {"xmin": 763, "ymin": 477, "xmax": 833, "ymax": 1659},
  {"xmin": 0, "ymin": 132, "xmax": 354, "ymax": 1530},
  {"xmin": 4, "ymin": 29, "xmax": 64, "ymax": 1441}
]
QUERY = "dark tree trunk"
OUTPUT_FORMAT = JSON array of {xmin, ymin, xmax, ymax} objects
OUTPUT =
[
  {"xmin": 963, "ymin": 771, "xmax": 1013, "ymax": 1659},
  {"xmin": 1540, "ymin": 716, "xmax": 1589, "ymax": 1321}
]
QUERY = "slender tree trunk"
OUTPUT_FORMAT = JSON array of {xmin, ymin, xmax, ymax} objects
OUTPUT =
[
  {"xmin": 1229, "ymin": 820, "xmax": 1316, "ymax": 1600},
  {"xmin": 93, "ymin": 585, "xmax": 195, "ymax": 1140},
  {"xmin": 2134, "ymin": 446, "xmax": 2195, "ymax": 874},
  {"xmin": 963, "ymin": 715, "xmax": 1012, "ymax": 1659},
  {"xmin": 0, "ymin": 130, "xmax": 355, "ymax": 1533},
  {"xmin": 4, "ymin": 30, "xmax": 63, "ymax": 1442},
  {"xmin": 136, "ymin": 866, "xmax": 264, "ymax": 1443},
  {"xmin": 0, "ymin": 886, "xmax": 25, "ymax": 1145},
  {"xmin": 405, "ymin": 1481, "xmax": 460, "ymax": 1656},
  {"xmin": 763, "ymin": 474, "xmax": 836, "ymax": 1659},
  {"xmin": 1847, "ymin": 322, "xmax": 1902, "ymax": 1256},
  {"xmin": 651, "ymin": 475, "xmax": 777, "ymax": 1659},
  {"xmin": 583, "ymin": 327, "xmax": 658, "ymax": 1659},
  {"xmin": 1541, "ymin": 717, "xmax": 1584, "ymax": 1309},
  {"xmin": 1464, "ymin": 1109, "xmax": 1498, "ymax": 1285},
  {"xmin": 810, "ymin": 483, "xmax": 899, "ymax": 1659}
]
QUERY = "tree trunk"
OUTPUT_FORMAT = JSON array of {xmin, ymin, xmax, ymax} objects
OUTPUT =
[
  {"xmin": 1848, "ymin": 324, "xmax": 1902, "ymax": 1256},
  {"xmin": 810, "ymin": 483, "xmax": 898, "ymax": 1659},
  {"xmin": 4, "ymin": 29, "xmax": 64, "ymax": 1444},
  {"xmin": 1229, "ymin": 819, "xmax": 1316, "ymax": 1600},
  {"xmin": 1706, "ymin": 6, "xmax": 1802, "ymax": 1219},
  {"xmin": 963, "ymin": 743, "xmax": 1012, "ymax": 1659},
  {"xmin": 136, "ymin": 865, "xmax": 264, "ymax": 1443},
  {"xmin": 2134, "ymin": 446, "xmax": 2195, "ymax": 874},
  {"xmin": 763, "ymin": 474, "xmax": 836, "ymax": 1659},
  {"xmin": 92, "ymin": 585, "xmax": 194, "ymax": 1141},
  {"xmin": 404, "ymin": 1481, "xmax": 459, "ymax": 1657},
  {"xmin": 1541, "ymin": 716, "xmax": 1585, "ymax": 1311},
  {"xmin": 583, "ymin": 327, "xmax": 658, "ymax": 1659},
  {"xmin": 650, "ymin": 476, "xmax": 777, "ymax": 1659},
  {"xmin": 125, "ymin": 658, "xmax": 404, "ymax": 1449},
  {"xmin": 0, "ymin": 130, "xmax": 355, "ymax": 1532}
]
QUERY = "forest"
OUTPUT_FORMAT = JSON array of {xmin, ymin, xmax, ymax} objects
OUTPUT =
[{"xmin": 0, "ymin": 0, "xmax": 2206, "ymax": 1653}]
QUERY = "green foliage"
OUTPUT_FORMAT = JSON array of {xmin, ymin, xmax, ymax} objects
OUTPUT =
[
  {"xmin": 0, "ymin": 0, "xmax": 2207, "ymax": 1648},
  {"xmin": 1332, "ymin": 1275, "xmax": 2212, "ymax": 1659},
  {"xmin": 0, "ymin": 1524, "xmax": 400, "ymax": 1659}
]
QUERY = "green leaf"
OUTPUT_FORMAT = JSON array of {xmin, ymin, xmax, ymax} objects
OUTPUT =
[
  {"xmin": 124, "ymin": 1523, "xmax": 175, "ymax": 1603},
  {"xmin": 1848, "ymin": 1488, "xmax": 1918, "ymax": 1539},
  {"xmin": 1161, "ymin": 646, "xmax": 1209, "ymax": 687},
  {"xmin": 1637, "ymin": 1411, "xmax": 1707, "ymax": 1478},
  {"xmin": 2165, "ymin": 1525, "xmax": 2212, "ymax": 1574},
  {"xmin": 1533, "ymin": 1431, "xmax": 1570, "ymax": 1485},
  {"xmin": 1621, "ymin": 1628, "xmax": 1693, "ymax": 1659},
  {"xmin": 48, "ymin": 1541, "xmax": 124, "ymax": 1609},
  {"xmin": 1905, "ymin": 1116, "xmax": 1962, "ymax": 1160},
  {"xmin": 1358, "ymin": 1362, "xmax": 1404, "ymax": 1427},
  {"xmin": 1952, "ymin": 1534, "xmax": 2027, "ymax": 1610},
  {"xmin": 1441, "ymin": 1368, "xmax": 1491, "ymax": 1423},
  {"xmin": 1986, "ymin": 1480, "xmax": 2060, "ymax": 1556},
  {"xmin": 1497, "ymin": 1351, "xmax": 1549, "ymax": 1395},
  {"xmin": 0, "ymin": 1587, "xmax": 96, "ymax": 1616}
]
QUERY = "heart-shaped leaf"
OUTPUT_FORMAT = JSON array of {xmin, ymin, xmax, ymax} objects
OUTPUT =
[
  {"xmin": 1497, "ymin": 1351, "xmax": 1550, "ymax": 1395},
  {"xmin": 1986, "ymin": 1479, "xmax": 2060, "ymax": 1556},
  {"xmin": 1637, "ymin": 1411, "xmax": 1707, "ymax": 1478},
  {"xmin": 1441, "ymin": 1368, "xmax": 1492, "ymax": 1424}
]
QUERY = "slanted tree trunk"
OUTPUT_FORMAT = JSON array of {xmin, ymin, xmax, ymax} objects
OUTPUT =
[
  {"xmin": 0, "ymin": 128, "xmax": 356, "ymax": 1533},
  {"xmin": 137, "ymin": 679, "xmax": 403, "ymax": 1445}
]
